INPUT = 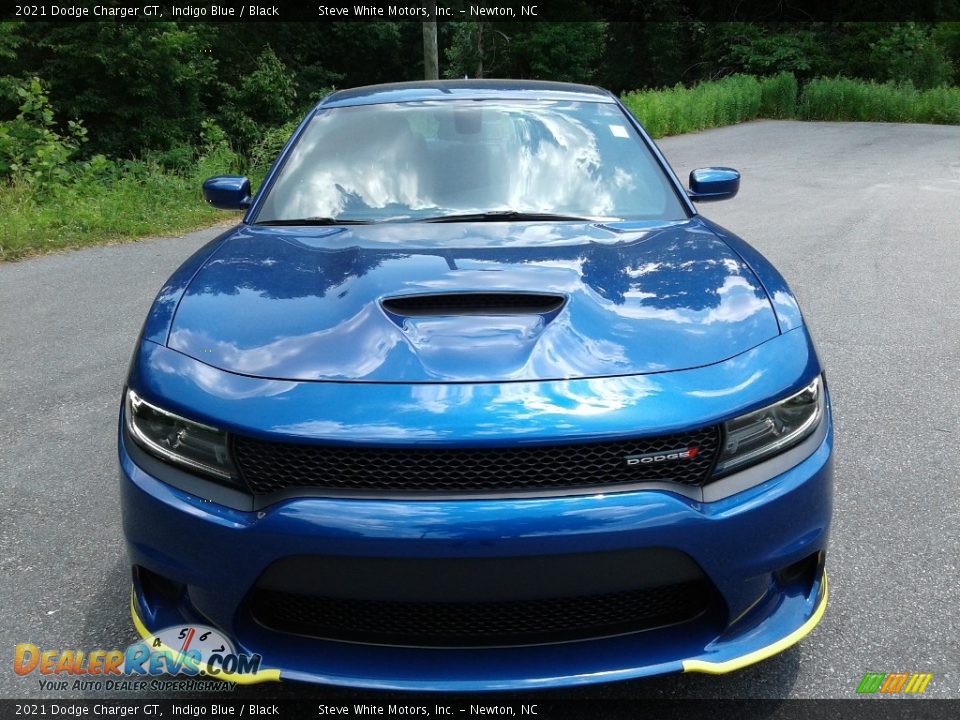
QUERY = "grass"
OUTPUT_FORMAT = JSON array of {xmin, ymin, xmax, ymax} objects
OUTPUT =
[
  {"xmin": 621, "ymin": 75, "xmax": 766, "ymax": 138},
  {"xmin": 621, "ymin": 71, "xmax": 960, "ymax": 136},
  {"xmin": 799, "ymin": 77, "xmax": 960, "ymax": 123},
  {"xmin": 759, "ymin": 72, "xmax": 799, "ymax": 119},
  {"xmin": 0, "ymin": 149, "xmax": 256, "ymax": 262}
]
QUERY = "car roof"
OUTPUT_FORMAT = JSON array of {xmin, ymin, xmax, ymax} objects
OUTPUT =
[{"xmin": 319, "ymin": 79, "xmax": 616, "ymax": 109}]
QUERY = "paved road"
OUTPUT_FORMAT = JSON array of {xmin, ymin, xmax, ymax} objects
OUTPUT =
[{"xmin": 1, "ymin": 121, "xmax": 958, "ymax": 701}]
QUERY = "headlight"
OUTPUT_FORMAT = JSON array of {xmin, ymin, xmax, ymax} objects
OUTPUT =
[
  {"xmin": 714, "ymin": 375, "xmax": 824, "ymax": 475},
  {"xmin": 125, "ymin": 388, "xmax": 236, "ymax": 481}
]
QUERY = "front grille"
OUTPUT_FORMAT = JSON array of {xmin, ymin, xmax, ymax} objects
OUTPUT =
[
  {"xmin": 232, "ymin": 426, "xmax": 721, "ymax": 496},
  {"xmin": 249, "ymin": 580, "xmax": 712, "ymax": 647}
]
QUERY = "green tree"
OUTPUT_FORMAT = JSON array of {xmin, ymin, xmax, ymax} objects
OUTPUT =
[
  {"xmin": 933, "ymin": 22, "xmax": 960, "ymax": 83},
  {"xmin": 703, "ymin": 23, "xmax": 828, "ymax": 80},
  {"xmin": 830, "ymin": 23, "xmax": 952, "ymax": 88},
  {"xmin": 866, "ymin": 23, "xmax": 952, "ymax": 88},
  {"xmin": 220, "ymin": 46, "xmax": 297, "ymax": 153},
  {"xmin": 444, "ymin": 22, "xmax": 606, "ymax": 83},
  {"xmin": 0, "ymin": 22, "xmax": 25, "ymax": 115},
  {"xmin": 445, "ymin": 23, "xmax": 491, "ymax": 78},
  {"xmin": 601, "ymin": 21, "xmax": 702, "ymax": 92},
  {"xmin": 19, "ymin": 22, "xmax": 217, "ymax": 157}
]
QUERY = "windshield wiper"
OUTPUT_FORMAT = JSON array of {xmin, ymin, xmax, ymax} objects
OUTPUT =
[
  {"xmin": 256, "ymin": 212, "xmax": 602, "ymax": 226},
  {"xmin": 254, "ymin": 217, "xmax": 372, "ymax": 226},
  {"xmin": 416, "ymin": 211, "xmax": 597, "ymax": 223}
]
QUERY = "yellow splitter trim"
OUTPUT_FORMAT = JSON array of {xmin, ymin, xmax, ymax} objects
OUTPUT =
[
  {"xmin": 683, "ymin": 572, "xmax": 828, "ymax": 674},
  {"xmin": 130, "ymin": 574, "xmax": 826, "ymax": 683},
  {"xmin": 129, "ymin": 589, "xmax": 281, "ymax": 684}
]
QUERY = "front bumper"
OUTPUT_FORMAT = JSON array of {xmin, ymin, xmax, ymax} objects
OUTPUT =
[{"xmin": 120, "ymin": 414, "xmax": 832, "ymax": 691}]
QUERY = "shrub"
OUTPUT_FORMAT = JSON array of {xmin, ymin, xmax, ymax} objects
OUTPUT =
[
  {"xmin": 866, "ymin": 23, "xmax": 952, "ymax": 90},
  {"xmin": 0, "ymin": 150, "xmax": 224, "ymax": 261},
  {"xmin": 0, "ymin": 77, "xmax": 87, "ymax": 188},
  {"xmin": 249, "ymin": 119, "xmax": 300, "ymax": 173},
  {"xmin": 220, "ymin": 46, "xmax": 297, "ymax": 154},
  {"xmin": 26, "ymin": 23, "xmax": 217, "ymax": 158}
]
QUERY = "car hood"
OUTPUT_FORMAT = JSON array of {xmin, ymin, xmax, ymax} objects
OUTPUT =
[{"xmin": 167, "ymin": 219, "xmax": 779, "ymax": 383}]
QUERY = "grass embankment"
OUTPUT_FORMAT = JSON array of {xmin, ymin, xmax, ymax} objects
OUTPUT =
[
  {"xmin": 3, "ymin": 74, "xmax": 960, "ymax": 262},
  {"xmin": 0, "ymin": 152, "xmax": 251, "ymax": 262},
  {"xmin": 621, "ymin": 72, "xmax": 960, "ymax": 137}
]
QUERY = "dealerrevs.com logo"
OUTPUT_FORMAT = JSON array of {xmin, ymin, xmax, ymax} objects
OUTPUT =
[
  {"xmin": 625, "ymin": 447, "xmax": 699, "ymax": 466},
  {"xmin": 14, "ymin": 624, "xmax": 280, "ymax": 691}
]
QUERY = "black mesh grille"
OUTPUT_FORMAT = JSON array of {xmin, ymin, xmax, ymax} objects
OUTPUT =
[
  {"xmin": 232, "ymin": 426, "xmax": 721, "ymax": 496},
  {"xmin": 249, "ymin": 580, "xmax": 711, "ymax": 647},
  {"xmin": 382, "ymin": 293, "xmax": 565, "ymax": 316}
]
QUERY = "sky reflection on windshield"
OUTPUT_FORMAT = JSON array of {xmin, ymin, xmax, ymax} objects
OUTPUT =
[{"xmin": 256, "ymin": 100, "xmax": 684, "ymax": 223}]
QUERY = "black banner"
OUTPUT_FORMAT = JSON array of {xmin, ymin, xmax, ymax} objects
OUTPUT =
[
  {"xmin": 1, "ymin": 700, "xmax": 959, "ymax": 720},
  {"xmin": 4, "ymin": 0, "xmax": 960, "ymax": 23}
]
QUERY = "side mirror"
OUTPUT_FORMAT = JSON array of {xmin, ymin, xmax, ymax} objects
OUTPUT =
[
  {"xmin": 688, "ymin": 167, "xmax": 740, "ymax": 202},
  {"xmin": 202, "ymin": 175, "xmax": 252, "ymax": 210}
]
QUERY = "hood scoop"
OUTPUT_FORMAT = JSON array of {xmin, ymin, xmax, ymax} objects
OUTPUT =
[
  {"xmin": 381, "ymin": 292, "xmax": 566, "ymax": 317},
  {"xmin": 379, "ymin": 293, "xmax": 567, "ymax": 380}
]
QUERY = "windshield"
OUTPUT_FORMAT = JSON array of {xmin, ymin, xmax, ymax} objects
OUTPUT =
[{"xmin": 254, "ymin": 99, "xmax": 687, "ymax": 224}]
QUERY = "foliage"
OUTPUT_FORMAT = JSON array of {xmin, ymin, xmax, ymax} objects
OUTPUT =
[
  {"xmin": 0, "ymin": 77, "xmax": 87, "ymax": 187},
  {"xmin": 704, "ymin": 24, "xmax": 828, "ymax": 81},
  {"xmin": 828, "ymin": 23, "xmax": 953, "ymax": 90},
  {"xmin": 0, "ymin": 78, "xmax": 248, "ymax": 261},
  {"xmin": 0, "ymin": 22, "xmax": 26, "ymax": 123},
  {"xmin": 865, "ymin": 23, "xmax": 953, "ymax": 89},
  {"xmin": 321, "ymin": 23, "xmax": 407, "ymax": 85},
  {"xmin": 621, "ymin": 75, "xmax": 763, "ymax": 138},
  {"xmin": 20, "ymin": 22, "xmax": 218, "ymax": 157},
  {"xmin": 444, "ymin": 22, "xmax": 606, "ymax": 82},
  {"xmin": 0, "ymin": 21, "xmax": 22, "ymax": 60},
  {"xmin": 932, "ymin": 23, "xmax": 960, "ymax": 84},
  {"xmin": 600, "ymin": 21, "xmax": 701, "ymax": 93},
  {"xmin": 759, "ymin": 72, "xmax": 799, "ymax": 119},
  {"xmin": 509, "ymin": 22, "xmax": 608, "ymax": 82},
  {"xmin": 5, "ymin": 20, "xmax": 957, "ymax": 161},
  {"xmin": 444, "ymin": 23, "xmax": 495, "ymax": 79},
  {"xmin": 624, "ymin": 71, "xmax": 960, "ymax": 137},
  {"xmin": 799, "ymin": 77, "xmax": 960, "ymax": 123},
  {"xmin": 0, "ymin": 147, "xmax": 231, "ymax": 262},
  {"xmin": 243, "ymin": 86, "xmax": 334, "ymax": 172},
  {"xmin": 220, "ymin": 46, "xmax": 298, "ymax": 154},
  {"xmin": 249, "ymin": 120, "xmax": 301, "ymax": 173}
]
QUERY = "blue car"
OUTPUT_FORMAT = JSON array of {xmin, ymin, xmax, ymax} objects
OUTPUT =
[{"xmin": 120, "ymin": 80, "xmax": 832, "ymax": 691}]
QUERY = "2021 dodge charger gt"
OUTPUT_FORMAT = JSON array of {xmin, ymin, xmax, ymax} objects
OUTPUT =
[{"xmin": 119, "ymin": 80, "xmax": 832, "ymax": 690}]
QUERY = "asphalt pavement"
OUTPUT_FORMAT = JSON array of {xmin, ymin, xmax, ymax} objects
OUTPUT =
[{"xmin": 1, "ymin": 121, "xmax": 958, "ymax": 701}]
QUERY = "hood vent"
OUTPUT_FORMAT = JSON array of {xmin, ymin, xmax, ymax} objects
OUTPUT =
[{"xmin": 381, "ymin": 293, "xmax": 566, "ymax": 317}]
